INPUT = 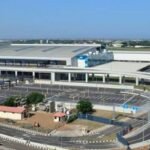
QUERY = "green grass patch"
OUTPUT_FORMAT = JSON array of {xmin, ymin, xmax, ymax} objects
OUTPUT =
[{"xmin": 135, "ymin": 85, "xmax": 150, "ymax": 91}]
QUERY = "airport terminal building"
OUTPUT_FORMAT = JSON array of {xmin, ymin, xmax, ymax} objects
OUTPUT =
[
  {"xmin": 0, "ymin": 43, "xmax": 111, "ymax": 67},
  {"xmin": 0, "ymin": 43, "xmax": 150, "ymax": 88}
]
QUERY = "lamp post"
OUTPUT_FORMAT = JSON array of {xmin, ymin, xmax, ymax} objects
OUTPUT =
[
  {"xmin": 112, "ymin": 103, "xmax": 116, "ymax": 120},
  {"xmin": 143, "ymin": 116, "xmax": 145, "ymax": 142},
  {"xmin": 148, "ymin": 102, "xmax": 150, "ymax": 123}
]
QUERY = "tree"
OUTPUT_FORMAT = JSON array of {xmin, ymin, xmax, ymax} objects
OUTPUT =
[
  {"xmin": 76, "ymin": 100, "xmax": 93, "ymax": 114},
  {"xmin": 26, "ymin": 92, "xmax": 44, "ymax": 105},
  {"xmin": 3, "ymin": 96, "xmax": 17, "ymax": 106}
]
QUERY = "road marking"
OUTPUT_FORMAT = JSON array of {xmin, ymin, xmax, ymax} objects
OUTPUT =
[
  {"xmin": 22, "ymin": 134, "xmax": 30, "ymax": 137},
  {"xmin": 13, "ymin": 136, "xmax": 24, "ymax": 140}
]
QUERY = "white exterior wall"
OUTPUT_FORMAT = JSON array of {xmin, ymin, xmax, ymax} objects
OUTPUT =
[
  {"xmin": 66, "ymin": 58, "xmax": 72, "ymax": 66},
  {"xmin": 54, "ymin": 117, "xmax": 60, "ymax": 122},
  {"xmin": 112, "ymin": 44, "xmax": 123, "ymax": 47},
  {"xmin": 54, "ymin": 81, "xmax": 134, "ymax": 90},
  {"xmin": 34, "ymin": 79, "xmax": 51, "ymax": 84},
  {"xmin": 113, "ymin": 52, "xmax": 150, "ymax": 62},
  {"xmin": 53, "ymin": 116, "xmax": 65, "ymax": 122},
  {"xmin": 0, "ymin": 111, "xmax": 23, "ymax": 120},
  {"xmin": 55, "ymin": 101, "xmax": 136, "ymax": 114}
]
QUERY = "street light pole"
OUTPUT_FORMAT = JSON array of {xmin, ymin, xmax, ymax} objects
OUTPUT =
[
  {"xmin": 112, "ymin": 103, "xmax": 115, "ymax": 120},
  {"xmin": 143, "ymin": 116, "xmax": 145, "ymax": 142},
  {"xmin": 148, "ymin": 102, "xmax": 150, "ymax": 123}
]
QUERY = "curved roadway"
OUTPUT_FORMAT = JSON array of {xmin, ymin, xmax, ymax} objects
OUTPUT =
[{"xmin": 0, "ymin": 125, "xmax": 118, "ymax": 150}]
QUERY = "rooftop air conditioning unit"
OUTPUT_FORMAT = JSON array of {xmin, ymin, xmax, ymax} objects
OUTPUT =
[
  {"xmin": 103, "ymin": 49, "xmax": 107, "ymax": 53},
  {"xmin": 95, "ymin": 51, "xmax": 99, "ymax": 55},
  {"xmin": 88, "ymin": 51, "xmax": 92, "ymax": 55}
]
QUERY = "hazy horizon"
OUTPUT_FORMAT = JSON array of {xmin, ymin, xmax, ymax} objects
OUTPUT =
[{"xmin": 0, "ymin": 0, "xmax": 150, "ymax": 39}]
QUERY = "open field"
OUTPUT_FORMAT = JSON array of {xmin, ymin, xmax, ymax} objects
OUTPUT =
[
  {"xmin": 92, "ymin": 109, "xmax": 128, "ymax": 120},
  {"xmin": 135, "ymin": 85, "xmax": 150, "ymax": 91},
  {"xmin": 70, "ymin": 119, "xmax": 104, "ymax": 130}
]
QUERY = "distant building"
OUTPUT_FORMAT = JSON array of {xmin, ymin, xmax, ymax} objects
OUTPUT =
[
  {"xmin": 112, "ymin": 41, "xmax": 123, "ymax": 48},
  {"xmin": 0, "ymin": 43, "xmax": 101, "ymax": 67},
  {"xmin": 0, "ymin": 106, "xmax": 26, "ymax": 120},
  {"xmin": 0, "ymin": 43, "xmax": 150, "ymax": 87},
  {"xmin": 134, "ymin": 45, "xmax": 150, "ymax": 48}
]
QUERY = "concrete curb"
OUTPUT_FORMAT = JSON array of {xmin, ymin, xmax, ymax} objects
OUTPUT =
[
  {"xmin": 0, "ymin": 133, "xmax": 67, "ymax": 150},
  {"xmin": 124, "ymin": 122, "xmax": 150, "ymax": 138},
  {"xmin": 0, "ymin": 122, "xmax": 50, "ymax": 137},
  {"xmin": 70, "ymin": 139, "xmax": 116, "ymax": 144}
]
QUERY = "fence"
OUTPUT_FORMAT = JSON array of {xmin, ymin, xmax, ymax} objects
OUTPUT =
[
  {"xmin": 117, "ymin": 133, "xmax": 129, "ymax": 146},
  {"xmin": 78, "ymin": 113, "xmax": 131, "ymax": 128}
]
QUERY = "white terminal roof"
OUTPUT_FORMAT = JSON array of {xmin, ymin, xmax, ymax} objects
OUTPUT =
[
  {"xmin": 0, "ymin": 44, "xmax": 99, "ymax": 60},
  {"xmin": 92, "ymin": 61, "xmax": 150, "ymax": 73}
]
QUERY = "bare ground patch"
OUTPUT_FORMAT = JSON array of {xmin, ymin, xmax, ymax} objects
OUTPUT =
[{"xmin": 16, "ymin": 111, "xmax": 64, "ymax": 132}]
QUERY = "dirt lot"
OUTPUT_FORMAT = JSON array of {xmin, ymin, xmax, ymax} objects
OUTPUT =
[
  {"xmin": 133, "ymin": 146, "xmax": 150, "ymax": 150},
  {"xmin": 17, "ymin": 111, "xmax": 64, "ymax": 132},
  {"xmin": 0, "ymin": 109, "xmax": 128, "ymax": 135},
  {"xmin": 16, "ymin": 111, "xmax": 106, "ymax": 136}
]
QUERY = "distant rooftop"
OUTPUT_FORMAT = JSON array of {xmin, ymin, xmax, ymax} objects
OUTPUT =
[{"xmin": 11, "ymin": 43, "xmax": 101, "ymax": 47}]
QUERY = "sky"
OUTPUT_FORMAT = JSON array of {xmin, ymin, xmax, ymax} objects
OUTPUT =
[{"xmin": 0, "ymin": 0, "xmax": 150, "ymax": 40}]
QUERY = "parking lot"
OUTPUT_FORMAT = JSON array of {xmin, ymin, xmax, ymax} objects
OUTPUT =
[{"xmin": 0, "ymin": 83, "xmax": 149, "ymax": 107}]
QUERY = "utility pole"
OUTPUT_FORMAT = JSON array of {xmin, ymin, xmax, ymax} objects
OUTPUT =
[
  {"xmin": 143, "ymin": 116, "xmax": 145, "ymax": 142},
  {"xmin": 112, "ymin": 103, "xmax": 116, "ymax": 120},
  {"xmin": 148, "ymin": 102, "xmax": 150, "ymax": 123}
]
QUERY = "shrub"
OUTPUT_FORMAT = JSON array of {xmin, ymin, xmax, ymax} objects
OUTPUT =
[{"xmin": 67, "ymin": 114, "xmax": 78, "ymax": 123}]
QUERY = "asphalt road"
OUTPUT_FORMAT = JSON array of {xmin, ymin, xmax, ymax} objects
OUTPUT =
[
  {"xmin": 0, "ymin": 114, "xmax": 149, "ymax": 150},
  {"xmin": 0, "ymin": 138, "xmax": 37, "ymax": 150},
  {"xmin": 0, "ymin": 125, "xmax": 119, "ymax": 150},
  {"xmin": 127, "ymin": 126, "xmax": 150, "ymax": 145}
]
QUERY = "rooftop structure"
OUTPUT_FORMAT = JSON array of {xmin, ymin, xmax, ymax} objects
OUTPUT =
[
  {"xmin": 1, "ymin": 44, "xmax": 99, "ymax": 60},
  {"xmin": 53, "ymin": 112, "xmax": 66, "ymax": 117},
  {"xmin": 0, "ymin": 106, "xmax": 25, "ymax": 120},
  {"xmin": 53, "ymin": 112, "xmax": 66, "ymax": 122},
  {"xmin": 0, "ymin": 106, "xmax": 25, "ymax": 113}
]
